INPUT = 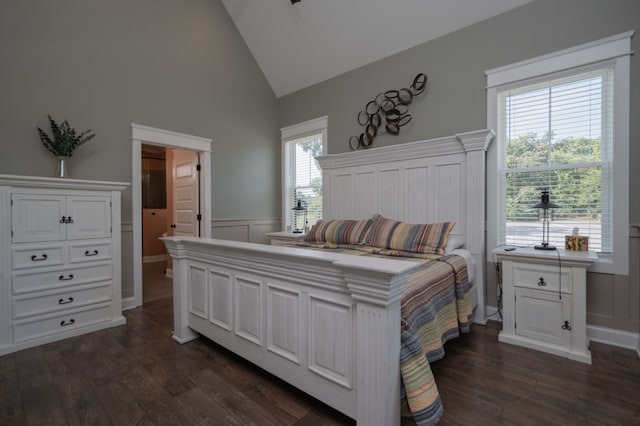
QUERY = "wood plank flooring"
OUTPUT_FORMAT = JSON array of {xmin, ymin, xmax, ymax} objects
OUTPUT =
[{"xmin": 1, "ymin": 297, "xmax": 638, "ymax": 425}]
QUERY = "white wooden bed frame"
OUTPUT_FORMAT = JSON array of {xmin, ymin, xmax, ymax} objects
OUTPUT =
[{"xmin": 162, "ymin": 129, "xmax": 494, "ymax": 426}]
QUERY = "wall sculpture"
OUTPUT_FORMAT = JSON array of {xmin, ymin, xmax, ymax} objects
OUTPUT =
[{"xmin": 349, "ymin": 73, "xmax": 427, "ymax": 150}]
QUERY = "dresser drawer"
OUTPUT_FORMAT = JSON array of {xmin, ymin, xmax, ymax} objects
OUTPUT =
[
  {"xmin": 12, "ymin": 243, "xmax": 65, "ymax": 269},
  {"xmin": 13, "ymin": 283, "xmax": 112, "ymax": 319},
  {"xmin": 12, "ymin": 303, "xmax": 112, "ymax": 343},
  {"xmin": 68, "ymin": 240, "xmax": 112, "ymax": 264},
  {"xmin": 511, "ymin": 261, "xmax": 573, "ymax": 294},
  {"xmin": 13, "ymin": 263, "xmax": 112, "ymax": 294}
]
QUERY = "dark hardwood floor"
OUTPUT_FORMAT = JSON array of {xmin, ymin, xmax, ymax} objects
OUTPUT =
[{"xmin": 1, "ymin": 298, "xmax": 638, "ymax": 425}]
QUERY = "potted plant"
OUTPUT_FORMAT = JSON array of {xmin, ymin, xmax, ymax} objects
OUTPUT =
[{"xmin": 37, "ymin": 115, "xmax": 95, "ymax": 178}]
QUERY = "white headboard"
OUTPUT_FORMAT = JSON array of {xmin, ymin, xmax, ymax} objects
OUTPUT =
[{"xmin": 316, "ymin": 129, "xmax": 495, "ymax": 323}]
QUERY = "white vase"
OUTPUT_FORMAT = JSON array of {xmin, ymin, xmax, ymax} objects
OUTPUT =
[{"xmin": 55, "ymin": 157, "xmax": 71, "ymax": 178}]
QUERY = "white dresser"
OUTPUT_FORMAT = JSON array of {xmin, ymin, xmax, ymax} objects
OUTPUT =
[
  {"xmin": 493, "ymin": 247, "xmax": 597, "ymax": 364},
  {"xmin": 0, "ymin": 174, "xmax": 129, "ymax": 355}
]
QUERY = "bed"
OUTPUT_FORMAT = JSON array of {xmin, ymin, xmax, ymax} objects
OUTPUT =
[{"xmin": 162, "ymin": 129, "xmax": 494, "ymax": 425}]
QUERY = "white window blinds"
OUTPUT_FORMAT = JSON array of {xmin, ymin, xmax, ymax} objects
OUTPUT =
[
  {"xmin": 284, "ymin": 134, "xmax": 323, "ymax": 232},
  {"xmin": 498, "ymin": 65, "xmax": 613, "ymax": 252}
]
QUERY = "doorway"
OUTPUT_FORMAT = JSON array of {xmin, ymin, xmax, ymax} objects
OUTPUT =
[
  {"xmin": 141, "ymin": 144, "xmax": 171, "ymax": 303},
  {"xmin": 131, "ymin": 124, "xmax": 212, "ymax": 308}
]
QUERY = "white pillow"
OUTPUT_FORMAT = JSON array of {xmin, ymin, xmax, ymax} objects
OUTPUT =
[{"xmin": 445, "ymin": 235, "xmax": 465, "ymax": 253}]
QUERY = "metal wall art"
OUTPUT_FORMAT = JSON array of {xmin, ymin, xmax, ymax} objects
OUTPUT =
[{"xmin": 349, "ymin": 73, "xmax": 427, "ymax": 150}]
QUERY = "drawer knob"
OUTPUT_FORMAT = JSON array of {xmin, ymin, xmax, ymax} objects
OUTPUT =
[
  {"xmin": 60, "ymin": 216, "xmax": 66, "ymax": 224},
  {"xmin": 538, "ymin": 277, "xmax": 547, "ymax": 286},
  {"xmin": 60, "ymin": 319, "xmax": 75, "ymax": 327},
  {"xmin": 562, "ymin": 320, "xmax": 572, "ymax": 331},
  {"xmin": 58, "ymin": 274, "xmax": 74, "ymax": 281},
  {"xmin": 58, "ymin": 297, "xmax": 74, "ymax": 305},
  {"xmin": 85, "ymin": 250, "xmax": 99, "ymax": 257},
  {"xmin": 31, "ymin": 254, "xmax": 48, "ymax": 262}
]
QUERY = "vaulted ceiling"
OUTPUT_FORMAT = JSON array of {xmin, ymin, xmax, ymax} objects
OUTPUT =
[{"xmin": 221, "ymin": 0, "xmax": 534, "ymax": 97}]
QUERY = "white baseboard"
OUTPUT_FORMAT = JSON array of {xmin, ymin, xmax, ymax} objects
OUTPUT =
[
  {"xmin": 485, "ymin": 305, "xmax": 503, "ymax": 322},
  {"xmin": 143, "ymin": 254, "xmax": 167, "ymax": 263},
  {"xmin": 485, "ymin": 306, "xmax": 637, "ymax": 357},
  {"xmin": 587, "ymin": 324, "xmax": 640, "ymax": 354},
  {"xmin": 122, "ymin": 296, "xmax": 138, "ymax": 311}
]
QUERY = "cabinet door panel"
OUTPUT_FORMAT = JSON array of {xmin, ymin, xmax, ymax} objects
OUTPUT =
[
  {"xmin": 67, "ymin": 196, "xmax": 112, "ymax": 240},
  {"xmin": 12, "ymin": 195, "xmax": 66, "ymax": 243},
  {"xmin": 515, "ymin": 288, "xmax": 571, "ymax": 347}
]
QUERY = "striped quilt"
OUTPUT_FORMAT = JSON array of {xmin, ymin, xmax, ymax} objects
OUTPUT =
[{"xmin": 295, "ymin": 242, "xmax": 473, "ymax": 425}]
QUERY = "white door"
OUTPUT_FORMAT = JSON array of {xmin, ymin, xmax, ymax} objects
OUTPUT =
[{"xmin": 172, "ymin": 149, "xmax": 199, "ymax": 237}]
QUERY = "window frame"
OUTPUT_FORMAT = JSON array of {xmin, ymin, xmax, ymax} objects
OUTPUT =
[
  {"xmin": 280, "ymin": 116, "xmax": 328, "ymax": 232},
  {"xmin": 486, "ymin": 31, "xmax": 632, "ymax": 275}
]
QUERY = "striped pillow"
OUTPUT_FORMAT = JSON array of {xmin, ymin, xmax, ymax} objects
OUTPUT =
[
  {"xmin": 364, "ymin": 214, "xmax": 455, "ymax": 255},
  {"xmin": 304, "ymin": 219, "xmax": 372, "ymax": 245}
]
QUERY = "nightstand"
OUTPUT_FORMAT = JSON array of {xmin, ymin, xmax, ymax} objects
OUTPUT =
[
  {"xmin": 266, "ymin": 231, "xmax": 306, "ymax": 246},
  {"xmin": 493, "ymin": 247, "xmax": 598, "ymax": 364}
]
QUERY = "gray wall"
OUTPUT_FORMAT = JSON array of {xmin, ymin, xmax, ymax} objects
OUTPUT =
[
  {"xmin": 0, "ymin": 0, "xmax": 280, "ymax": 222},
  {"xmin": 279, "ymin": 0, "xmax": 640, "ymax": 333},
  {"xmin": 0, "ymin": 0, "xmax": 279, "ymax": 301}
]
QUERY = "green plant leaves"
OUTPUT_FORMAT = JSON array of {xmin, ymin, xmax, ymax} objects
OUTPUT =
[{"xmin": 37, "ymin": 115, "xmax": 95, "ymax": 157}]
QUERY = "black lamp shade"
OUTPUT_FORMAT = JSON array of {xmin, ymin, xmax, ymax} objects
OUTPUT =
[
  {"xmin": 530, "ymin": 190, "xmax": 559, "ymax": 250},
  {"xmin": 291, "ymin": 199, "xmax": 307, "ymax": 233},
  {"xmin": 530, "ymin": 190, "xmax": 560, "ymax": 210}
]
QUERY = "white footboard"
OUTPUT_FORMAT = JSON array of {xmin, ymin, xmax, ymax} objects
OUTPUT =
[{"xmin": 162, "ymin": 236, "xmax": 422, "ymax": 426}]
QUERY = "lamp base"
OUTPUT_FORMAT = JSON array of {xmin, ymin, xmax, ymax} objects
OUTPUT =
[
  {"xmin": 534, "ymin": 243, "xmax": 557, "ymax": 250},
  {"xmin": 292, "ymin": 229, "xmax": 303, "ymax": 234}
]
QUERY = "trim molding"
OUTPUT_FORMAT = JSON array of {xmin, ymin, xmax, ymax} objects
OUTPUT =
[
  {"xmin": 143, "ymin": 254, "xmax": 167, "ymax": 263},
  {"xmin": 486, "ymin": 304, "xmax": 637, "ymax": 356},
  {"xmin": 212, "ymin": 217, "xmax": 281, "ymax": 245},
  {"xmin": 131, "ymin": 123, "xmax": 213, "ymax": 309},
  {"xmin": 587, "ymin": 325, "xmax": 639, "ymax": 354},
  {"xmin": 485, "ymin": 305, "xmax": 502, "ymax": 322},
  {"xmin": 122, "ymin": 296, "xmax": 137, "ymax": 311}
]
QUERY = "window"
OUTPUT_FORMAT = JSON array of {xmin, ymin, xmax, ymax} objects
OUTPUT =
[
  {"xmin": 498, "ymin": 66, "xmax": 612, "ymax": 252},
  {"xmin": 486, "ymin": 32, "xmax": 631, "ymax": 274},
  {"xmin": 281, "ymin": 117, "xmax": 328, "ymax": 233}
]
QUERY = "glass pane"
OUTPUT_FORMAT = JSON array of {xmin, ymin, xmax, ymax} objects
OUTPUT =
[
  {"xmin": 142, "ymin": 159, "xmax": 166, "ymax": 209},
  {"xmin": 285, "ymin": 134, "xmax": 323, "ymax": 231},
  {"xmin": 505, "ymin": 167, "xmax": 602, "ymax": 251},
  {"xmin": 500, "ymin": 66, "xmax": 612, "ymax": 252}
]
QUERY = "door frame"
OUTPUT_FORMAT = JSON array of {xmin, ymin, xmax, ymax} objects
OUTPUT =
[{"xmin": 131, "ymin": 123, "xmax": 212, "ymax": 308}]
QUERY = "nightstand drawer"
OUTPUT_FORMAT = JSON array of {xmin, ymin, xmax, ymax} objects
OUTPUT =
[
  {"xmin": 512, "ymin": 262, "xmax": 572, "ymax": 294},
  {"xmin": 13, "ymin": 283, "xmax": 112, "ymax": 319}
]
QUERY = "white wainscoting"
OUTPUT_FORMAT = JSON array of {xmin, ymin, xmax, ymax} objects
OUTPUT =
[
  {"xmin": 631, "ymin": 223, "xmax": 640, "ymax": 357},
  {"xmin": 121, "ymin": 219, "xmax": 281, "ymax": 310},
  {"xmin": 121, "ymin": 222, "xmax": 136, "ymax": 310},
  {"xmin": 211, "ymin": 218, "xmax": 281, "ymax": 244}
]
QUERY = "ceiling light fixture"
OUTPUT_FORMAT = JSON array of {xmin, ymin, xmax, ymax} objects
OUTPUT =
[{"xmin": 290, "ymin": 0, "xmax": 301, "ymax": 4}]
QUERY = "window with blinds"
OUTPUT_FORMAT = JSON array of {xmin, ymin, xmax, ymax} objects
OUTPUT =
[
  {"xmin": 498, "ymin": 65, "xmax": 613, "ymax": 252},
  {"xmin": 283, "ymin": 134, "xmax": 323, "ymax": 232}
]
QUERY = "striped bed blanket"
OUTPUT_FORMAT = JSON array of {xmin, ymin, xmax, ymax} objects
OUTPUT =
[{"xmin": 295, "ymin": 242, "xmax": 473, "ymax": 425}]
